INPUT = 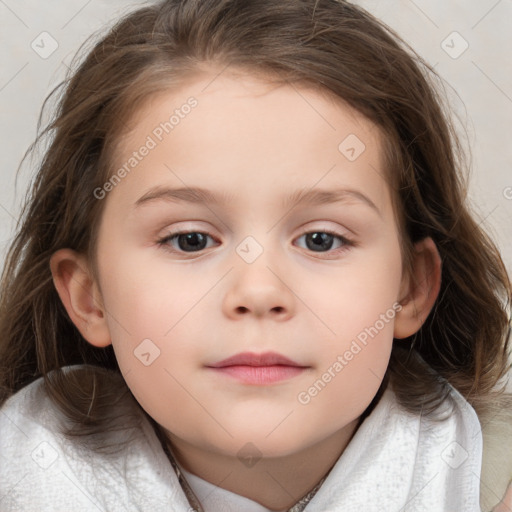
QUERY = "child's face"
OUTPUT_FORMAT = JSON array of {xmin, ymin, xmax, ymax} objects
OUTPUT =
[{"xmin": 92, "ymin": 70, "xmax": 407, "ymax": 458}]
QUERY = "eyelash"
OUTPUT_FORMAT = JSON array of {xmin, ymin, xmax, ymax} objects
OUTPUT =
[{"xmin": 156, "ymin": 228, "xmax": 355, "ymax": 258}]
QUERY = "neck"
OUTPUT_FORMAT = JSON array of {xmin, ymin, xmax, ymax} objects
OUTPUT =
[{"xmin": 164, "ymin": 420, "xmax": 359, "ymax": 511}]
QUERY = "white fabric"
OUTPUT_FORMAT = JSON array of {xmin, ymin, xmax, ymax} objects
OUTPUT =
[{"xmin": 0, "ymin": 369, "xmax": 483, "ymax": 511}]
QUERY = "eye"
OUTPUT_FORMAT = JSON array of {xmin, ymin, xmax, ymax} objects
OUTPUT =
[
  {"xmin": 157, "ymin": 231, "xmax": 218, "ymax": 253},
  {"xmin": 157, "ymin": 229, "xmax": 354, "ymax": 256},
  {"xmin": 294, "ymin": 230, "xmax": 354, "ymax": 254}
]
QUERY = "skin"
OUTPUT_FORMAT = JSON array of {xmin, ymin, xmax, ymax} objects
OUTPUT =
[
  {"xmin": 493, "ymin": 482, "xmax": 512, "ymax": 512},
  {"xmin": 50, "ymin": 69, "xmax": 441, "ymax": 510}
]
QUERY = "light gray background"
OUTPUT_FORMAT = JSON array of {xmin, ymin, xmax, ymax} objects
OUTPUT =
[{"xmin": 0, "ymin": 0, "xmax": 511, "ymax": 275}]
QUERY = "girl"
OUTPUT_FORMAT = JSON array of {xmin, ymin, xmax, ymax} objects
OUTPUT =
[{"xmin": 1, "ymin": 0, "xmax": 511, "ymax": 510}]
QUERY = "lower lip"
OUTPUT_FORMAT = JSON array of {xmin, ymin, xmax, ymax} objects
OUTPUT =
[{"xmin": 208, "ymin": 365, "xmax": 307, "ymax": 385}]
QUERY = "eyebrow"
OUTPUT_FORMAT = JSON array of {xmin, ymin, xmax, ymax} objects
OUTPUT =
[{"xmin": 134, "ymin": 185, "xmax": 381, "ymax": 216}]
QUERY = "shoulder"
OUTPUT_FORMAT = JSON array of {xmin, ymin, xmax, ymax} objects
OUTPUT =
[
  {"xmin": 478, "ymin": 393, "xmax": 512, "ymax": 512},
  {"xmin": 0, "ymin": 371, "xmax": 93, "ymax": 510},
  {"xmin": 440, "ymin": 385, "xmax": 512, "ymax": 511},
  {"xmin": 0, "ymin": 372, "xmax": 67, "ymax": 469},
  {"xmin": 0, "ymin": 366, "xmax": 184, "ymax": 511}
]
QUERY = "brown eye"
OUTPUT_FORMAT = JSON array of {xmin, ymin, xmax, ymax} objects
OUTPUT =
[
  {"xmin": 295, "ymin": 231, "xmax": 352, "ymax": 253},
  {"xmin": 304, "ymin": 232, "xmax": 336, "ymax": 251},
  {"xmin": 158, "ymin": 231, "xmax": 216, "ymax": 253}
]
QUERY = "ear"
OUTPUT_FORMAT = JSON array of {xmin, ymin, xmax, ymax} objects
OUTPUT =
[
  {"xmin": 393, "ymin": 237, "xmax": 442, "ymax": 339},
  {"xmin": 49, "ymin": 248, "xmax": 111, "ymax": 347}
]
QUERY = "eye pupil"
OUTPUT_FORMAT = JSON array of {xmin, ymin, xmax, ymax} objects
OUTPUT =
[
  {"xmin": 306, "ymin": 232, "xmax": 334, "ymax": 251},
  {"xmin": 178, "ymin": 233, "xmax": 207, "ymax": 251}
]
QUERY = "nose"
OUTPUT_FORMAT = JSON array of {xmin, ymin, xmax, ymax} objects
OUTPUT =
[{"xmin": 222, "ymin": 250, "xmax": 295, "ymax": 321}]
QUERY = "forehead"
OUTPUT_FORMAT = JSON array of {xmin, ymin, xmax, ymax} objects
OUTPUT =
[{"xmin": 106, "ymin": 69, "xmax": 391, "ymax": 218}]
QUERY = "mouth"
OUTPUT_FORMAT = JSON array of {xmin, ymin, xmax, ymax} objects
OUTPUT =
[{"xmin": 205, "ymin": 351, "xmax": 310, "ymax": 385}]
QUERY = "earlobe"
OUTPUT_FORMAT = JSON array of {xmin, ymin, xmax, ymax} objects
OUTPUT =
[
  {"xmin": 393, "ymin": 237, "xmax": 442, "ymax": 340},
  {"xmin": 49, "ymin": 248, "xmax": 111, "ymax": 347}
]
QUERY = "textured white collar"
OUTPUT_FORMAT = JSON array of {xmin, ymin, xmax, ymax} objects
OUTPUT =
[{"xmin": 303, "ymin": 385, "xmax": 482, "ymax": 511}]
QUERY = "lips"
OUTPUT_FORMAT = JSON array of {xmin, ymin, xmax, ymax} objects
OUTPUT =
[
  {"xmin": 208, "ymin": 351, "xmax": 305, "ymax": 368},
  {"xmin": 206, "ymin": 351, "xmax": 309, "ymax": 385}
]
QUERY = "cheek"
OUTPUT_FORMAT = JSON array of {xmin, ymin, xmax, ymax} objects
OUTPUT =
[
  {"xmin": 99, "ymin": 242, "xmax": 210, "ymax": 338},
  {"xmin": 299, "ymin": 239, "xmax": 403, "ymax": 341},
  {"xmin": 296, "ymin": 300, "xmax": 396, "ymax": 430},
  {"xmin": 96, "ymin": 244, "xmax": 219, "ymax": 402},
  {"xmin": 296, "ymin": 241, "xmax": 401, "ymax": 408}
]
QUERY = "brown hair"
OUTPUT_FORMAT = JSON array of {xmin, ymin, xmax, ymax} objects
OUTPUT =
[{"xmin": 0, "ymin": 0, "xmax": 510, "ymax": 437}]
